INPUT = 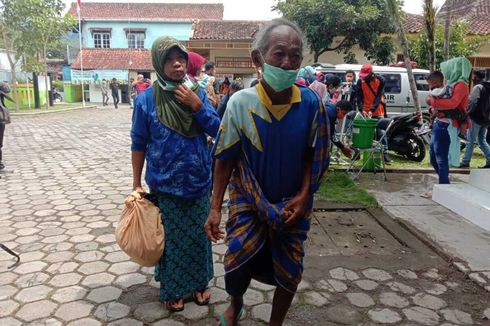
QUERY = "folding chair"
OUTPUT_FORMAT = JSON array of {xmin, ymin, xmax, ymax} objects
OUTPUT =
[
  {"xmin": 347, "ymin": 118, "xmax": 394, "ymax": 182},
  {"xmin": 330, "ymin": 110, "xmax": 356, "ymax": 165}
]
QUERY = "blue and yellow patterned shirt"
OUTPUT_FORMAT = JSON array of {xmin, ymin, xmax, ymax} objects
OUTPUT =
[{"xmin": 213, "ymin": 82, "xmax": 319, "ymax": 203}]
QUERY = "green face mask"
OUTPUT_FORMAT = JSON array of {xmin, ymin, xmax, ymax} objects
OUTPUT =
[{"xmin": 262, "ymin": 63, "xmax": 299, "ymax": 92}]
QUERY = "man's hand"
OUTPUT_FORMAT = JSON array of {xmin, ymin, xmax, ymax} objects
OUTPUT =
[
  {"xmin": 341, "ymin": 146, "xmax": 353, "ymax": 159},
  {"xmin": 284, "ymin": 193, "xmax": 309, "ymax": 227},
  {"xmin": 204, "ymin": 208, "xmax": 225, "ymax": 242},
  {"xmin": 174, "ymin": 84, "xmax": 202, "ymax": 112},
  {"xmin": 362, "ymin": 111, "xmax": 372, "ymax": 118}
]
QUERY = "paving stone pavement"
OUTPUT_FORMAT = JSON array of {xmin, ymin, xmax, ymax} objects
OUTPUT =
[{"xmin": 0, "ymin": 107, "xmax": 489, "ymax": 325}]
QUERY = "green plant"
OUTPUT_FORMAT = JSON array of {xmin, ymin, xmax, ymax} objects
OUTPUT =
[
  {"xmin": 52, "ymin": 79, "xmax": 64, "ymax": 91},
  {"xmin": 275, "ymin": 0, "xmax": 395, "ymax": 62},
  {"xmin": 408, "ymin": 21, "xmax": 488, "ymax": 70},
  {"xmin": 317, "ymin": 171, "xmax": 378, "ymax": 207}
]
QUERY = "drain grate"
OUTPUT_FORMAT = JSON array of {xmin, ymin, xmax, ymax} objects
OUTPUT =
[{"xmin": 305, "ymin": 210, "xmax": 411, "ymax": 257}]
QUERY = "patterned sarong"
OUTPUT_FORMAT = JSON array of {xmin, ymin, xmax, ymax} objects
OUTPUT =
[{"xmin": 224, "ymin": 100, "xmax": 330, "ymax": 293}]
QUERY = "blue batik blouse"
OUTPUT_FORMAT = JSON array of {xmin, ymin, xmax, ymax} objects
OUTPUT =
[{"xmin": 131, "ymin": 87, "xmax": 220, "ymax": 199}]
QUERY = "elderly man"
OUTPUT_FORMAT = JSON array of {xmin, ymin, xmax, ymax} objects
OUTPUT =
[{"xmin": 205, "ymin": 19, "xmax": 330, "ymax": 326}]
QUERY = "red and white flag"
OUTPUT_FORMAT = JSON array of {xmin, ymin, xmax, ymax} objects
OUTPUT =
[{"xmin": 77, "ymin": 0, "xmax": 82, "ymax": 13}]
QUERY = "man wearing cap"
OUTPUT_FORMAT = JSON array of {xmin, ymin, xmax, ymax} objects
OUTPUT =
[{"xmin": 356, "ymin": 64, "xmax": 390, "ymax": 162}]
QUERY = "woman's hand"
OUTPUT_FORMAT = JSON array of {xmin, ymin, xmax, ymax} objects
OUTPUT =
[{"xmin": 175, "ymin": 84, "xmax": 202, "ymax": 112}]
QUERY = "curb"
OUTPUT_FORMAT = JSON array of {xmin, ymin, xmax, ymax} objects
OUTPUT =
[
  {"xmin": 332, "ymin": 167, "xmax": 471, "ymax": 175},
  {"xmin": 10, "ymin": 105, "xmax": 97, "ymax": 116},
  {"xmin": 380, "ymin": 206, "xmax": 490, "ymax": 292}
]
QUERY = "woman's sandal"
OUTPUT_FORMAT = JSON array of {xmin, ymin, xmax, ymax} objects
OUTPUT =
[
  {"xmin": 165, "ymin": 298, "xmax": 184, "ymax": 312},
  {"xmin": 420, "ymin": 191, "xmax": 432, "ymax": 199},
  {"xmin": 192, "ymin": 288, "xmax": 211, "ymax": 306},
  {"xmin": 218, "ymin": 308, "xmax": 245, "ymax": 326}
]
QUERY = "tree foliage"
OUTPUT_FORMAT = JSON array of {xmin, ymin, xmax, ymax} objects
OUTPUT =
[
  {"xmin": 1, "ymin": 0, "xmax": 75, "ymax": 109},
  {"xmin": 408, "ymin": 21, "xmax": 487, "ymax": 70},
  {"xmin": 275, "ymin": 0, "xmax": 396, "ymax": 63},
  {"xmin": 386, "ymin": 0, "xmax": 421, "ymax": 115},
  {"xmin": 365, "ymin": 36, "xmax": 396, "ymax": 66}
]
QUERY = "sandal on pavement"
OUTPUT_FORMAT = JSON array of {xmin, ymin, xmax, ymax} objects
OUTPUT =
[
  {"xmin": 420, "ymin": 191, "xmax": 432, "ymax": 199},
  {"xmin": 165, "ymin": 298, "xmax": 184, "ymax": 312},
  {"xmin": 218, "ymin": 308, "xmax": 244, "ymax": 326},
  {"xmin": 193, "ymin": 288, "xmax": 211, "ymax": 306}
]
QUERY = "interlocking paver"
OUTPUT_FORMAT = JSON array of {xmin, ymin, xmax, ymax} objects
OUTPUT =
[
  {"xmin": 354, "ymin": 279, "xmax": 379, "ymax": 291},
  {"xmin": 1, "ymin": 108, "xmax": 488, "ymax": 326},
  {"xmin": 52, "ymin": 286, "xmax": 88, "ymax": 303},
  {"xmin": 49, "ymin": 273, "xmax": 83, "ymax": 288},
  {"xmin": 403, "ymin": 306, "xmax": 440, "ymax": 325},
  {"xmin": 345, "ymin": 292, "xmax": 375, "ymax": 307},
  {"xmin": 55, "ymin": 300, "xmax": 94, "ymax": 322},
  {"xmin": 14, "ymin": 285, "xmax": 52, "ymax": 303},
  {"xmin": 114, "ymin": 273, "xmax": 147, "ymax": 289},
  {"xmin": 133, "ymin": 302, "xmax": 170, "ymax": 322},
  {"xmin": 78, "ymin": 261, "xmax": 110, "ymax": 275},
  {"xmin": 87, "ymin": 286, "xmax": 122, "ymax": 303},
  {"xmin": 13, "ymin": 261, "xmax": 47, "ymax": 274},
  {"xmin": 368, "ymin": 308, "xmax": 402, "ymax": 324},
  {"xmin": 362, "ymin": 268, "xmax": 393, "ymax": 281},
  {"xmin": 0, "ymin": 300, "xmax": 19, "ymax": 317},
  {"xmin": 82, "ymin": 272, "xmax": 116, "ymax": 288},
  {"xmin": 329, "ymin": 267, "xmax": 359, "ymax": 281},
  {"xmin": 15, "ymin": 299, "xmax": 57, "ymax": 322},
  {"xmin": 440, "ymin": 308, "xmax": 473, "ymax": 325},
  {"xmin": 46, "ymin": 262, "xmax": 79, "ymax": 274},
  {"xmin": 66, "ymin": 318, "xmax": 102, "ymax": 326},
  {"xmin": 94, "ymin": 302, "xmax": 130, "ymax": 322},
  {"xmin": 0, "ymin": 272, "xmax": 18, "ymax": 286},
  {"xmin": 412, "ymin": 292, "xmax": 447, "ymax": 310},
  {"xmin": 0, "ymin": 285, "xmax": 18, "ymax": 300}
]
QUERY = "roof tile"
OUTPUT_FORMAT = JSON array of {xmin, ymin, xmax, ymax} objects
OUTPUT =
[
  {"xmin": 68, "ymin": 2, "xmax": 223, "ymax": 21},
  {"xmin": 191, "ymin": 20, "xmax": 264, "ymax": 40},
  {"xmin": 71, "ymin": 48, "xmax": 152, "ymax": 70}
]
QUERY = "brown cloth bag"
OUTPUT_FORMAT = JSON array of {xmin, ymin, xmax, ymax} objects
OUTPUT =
[{"xmin": 116, "ymin": 191, "xmax": 164, "ymax": 267}]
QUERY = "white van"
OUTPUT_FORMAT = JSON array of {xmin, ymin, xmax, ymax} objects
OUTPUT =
[{"xmin": 314, "ymin": 64, "xmax": 431, "ymax": 116}]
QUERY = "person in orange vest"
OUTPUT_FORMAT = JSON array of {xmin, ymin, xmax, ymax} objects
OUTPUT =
[{"xmin": 356, "ymin": 64, "xmax": 390, "ymax": 162}]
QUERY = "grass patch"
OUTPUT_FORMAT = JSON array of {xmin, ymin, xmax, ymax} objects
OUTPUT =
[
  {"xmin": 317, "ymin": 171, "xmax": 378, "ymax": 207},
  {"xmin": 331, "ymin": 146, "xmax": 487, "ymax": 170}
]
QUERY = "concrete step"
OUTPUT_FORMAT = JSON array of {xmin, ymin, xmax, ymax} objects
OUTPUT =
[
  {"xmin": 469, "ymin": 169, "xmax": 490, "ymax": 193},
  {"xmin": 432, "ymin": 183, "xmax": 490, "ymax": 231}
]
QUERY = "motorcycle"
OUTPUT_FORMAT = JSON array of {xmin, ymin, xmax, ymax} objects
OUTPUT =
[
  {"xmin": 377, "ymin": 113, "xmax": 427, "ymax": 162},
  {"xmin": 52, "ymin": 88, "xmax": 63, "ymax": 103}
]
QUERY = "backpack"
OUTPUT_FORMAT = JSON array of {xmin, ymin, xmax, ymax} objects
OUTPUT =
[{"xmin": 470, "ymin": 82, "xmax": 490, "ymax": 127}]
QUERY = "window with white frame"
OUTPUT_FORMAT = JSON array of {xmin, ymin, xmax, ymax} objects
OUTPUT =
[
  {"xmin": 127, "ymin": 32, "xmax": 145, "ymax": 49},
  {"xmin": 93, "ymin": 32, "xmax": 111, "ymax": 48}
]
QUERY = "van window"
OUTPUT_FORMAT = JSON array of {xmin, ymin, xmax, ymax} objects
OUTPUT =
[
  {"xmin": 414, "ymin": 73, "xmax": 430, "ymax": 91},
  {"xmin": 379, "ymin": 74, "xmax": 401, "ymax": 94}
]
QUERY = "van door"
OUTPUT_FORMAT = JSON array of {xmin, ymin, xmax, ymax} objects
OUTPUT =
[
  {"xmin": 414, "ymin": 72, "xmax": 430, "ymax": 112},
  {"xmin": 378, "ymin": 73, "xmax": 404, "ymax": 115}
]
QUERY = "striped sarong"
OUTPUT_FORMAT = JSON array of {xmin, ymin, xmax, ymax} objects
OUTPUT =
[{"xmin": 224, "ymin": 100, "xmax": 330, "ymax": 293}]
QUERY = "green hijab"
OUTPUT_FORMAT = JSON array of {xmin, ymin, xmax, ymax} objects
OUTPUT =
[
  {"xmin": 151, "ymin": 36, "xmax": 202, "ymax": 138},
  {"xmin": 440, "ymin": 57, "xmax": 472, "ymax": 86}
]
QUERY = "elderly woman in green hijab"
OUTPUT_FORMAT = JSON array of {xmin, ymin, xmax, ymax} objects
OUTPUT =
[
  {"xmin": 131, "ymin": 37, "xmax": 220, "ymax": 311},
  {"xmin": 425, "ymin": 57, "xmax": 471, "ymax": 188}
]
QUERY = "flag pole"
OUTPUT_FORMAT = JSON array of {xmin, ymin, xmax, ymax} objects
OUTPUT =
[{"xmin": 77, "ymin": 2, "xmax": 86, "ymax": 107}]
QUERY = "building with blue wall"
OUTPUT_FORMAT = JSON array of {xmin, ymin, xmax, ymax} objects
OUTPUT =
[{"xmin": 68, "ymin": 1, "xmax": 223, "ymax": 102}]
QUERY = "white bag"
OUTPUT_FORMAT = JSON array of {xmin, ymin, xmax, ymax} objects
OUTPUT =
[{"xmin": 116, "ymin": 191, "xmax": 164, "ymax": 267}]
